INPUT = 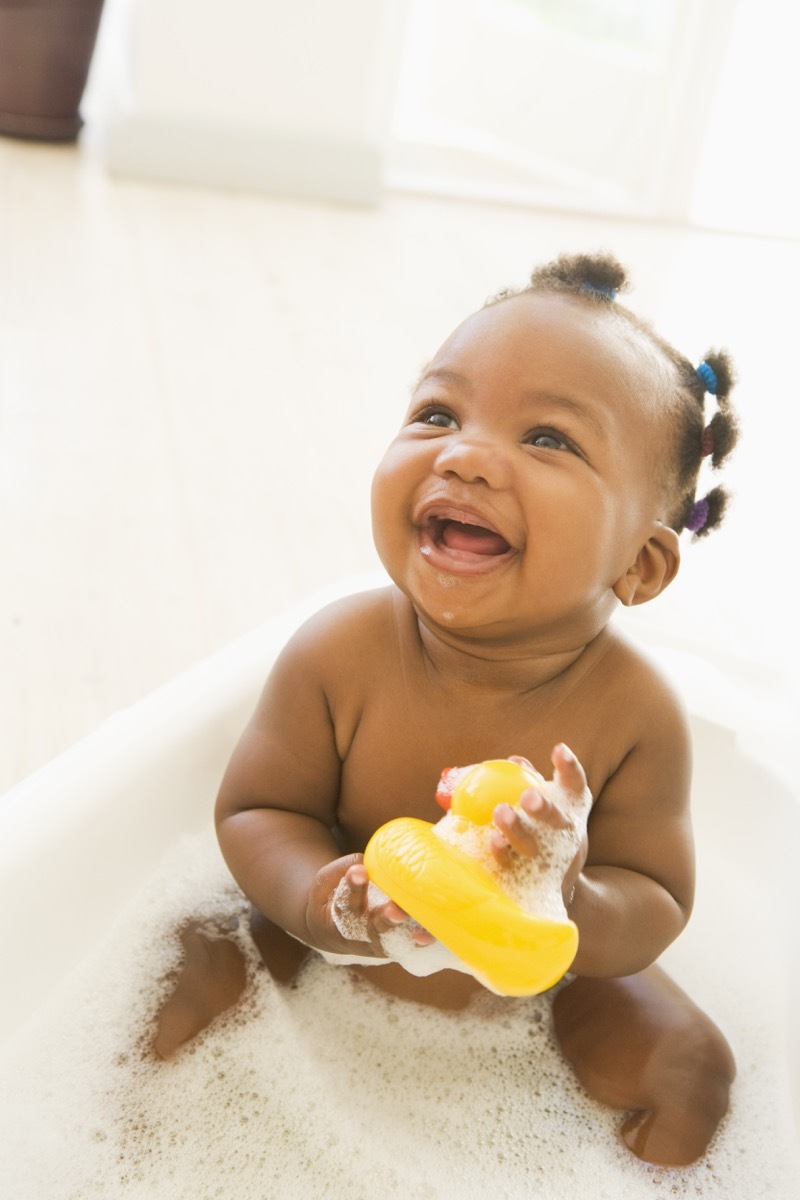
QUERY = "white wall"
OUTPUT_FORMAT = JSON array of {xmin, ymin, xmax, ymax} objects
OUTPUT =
[
  {"xmin": 691, "ymin": 0, "xmax": 800, "ymax": 237},
  {"xmin": 94, "ymin": 0, "xmax": 410, "ymax": 204},
  {"xmin": 86, "ymin": 0, "xmax": 798, "ymax": 231}
]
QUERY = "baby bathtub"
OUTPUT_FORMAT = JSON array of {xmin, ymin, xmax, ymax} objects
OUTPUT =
[{"xmin": 1, "ymin": 574, "xmax": 798, "ymax": 1199}]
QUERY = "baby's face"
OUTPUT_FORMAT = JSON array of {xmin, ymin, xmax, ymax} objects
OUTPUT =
[{"xmin": 371, "ymin": 291, "xmax": 671, "ymax": 647}]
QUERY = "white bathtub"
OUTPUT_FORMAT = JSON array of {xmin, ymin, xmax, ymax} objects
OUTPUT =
[{"xmin": 1, "ymin": 576, "xmax": 798, "ymax": 1198}]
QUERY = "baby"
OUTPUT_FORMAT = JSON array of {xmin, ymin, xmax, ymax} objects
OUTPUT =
[{"xmin": 159, "ymin": 252, "xmax": 738, "ymax": 1167}]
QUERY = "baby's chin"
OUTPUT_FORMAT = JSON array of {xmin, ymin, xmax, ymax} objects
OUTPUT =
[{"xmin": 395, "ymin": 561, "xmax": 519, "ymax": 629}]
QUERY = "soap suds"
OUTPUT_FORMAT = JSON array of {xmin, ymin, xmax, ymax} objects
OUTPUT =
[
  {"xmin": 434, "ymin": 770, "xmax": 589, "ymax": 923},
  {"xmin": 328, "ymin": 875, "xmax": 464, "ymax": 976},
  {"xmin": 1, "ymin": 830, "xmax": 798, "ymax": 1200}
]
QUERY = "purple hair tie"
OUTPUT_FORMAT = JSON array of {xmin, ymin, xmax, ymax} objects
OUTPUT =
[
  {"xmin": 685, "ymin": 496, "xmax": 710, "ymax": 533},
  {"xmin": 696, "ymin": 362, "xmax": 718, "ymax": 394}
]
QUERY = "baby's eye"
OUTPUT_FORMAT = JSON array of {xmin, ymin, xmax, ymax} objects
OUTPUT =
[
  {"xmin": 526, "ymin": 429, "xmax": 574, "ymax": 452},
  {"xmin": 412, "ymin": 406, "xmax": 459, "ymax": 430}
]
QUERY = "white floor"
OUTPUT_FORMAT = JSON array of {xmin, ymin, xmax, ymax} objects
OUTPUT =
[{"xmin": 1, "ymin": 134, "xmax": 797, "ymax": 795}]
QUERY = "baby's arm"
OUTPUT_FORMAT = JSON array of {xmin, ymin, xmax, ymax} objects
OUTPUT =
[
  {"xmin": 215, "ymin": 604, "xmax": 420, "ymax": 959},
  {"xmin": 494, "ymin": 693, "xmax": 694, "ymax": 979},
  {"xmin": 569, "ymin": 717, "xmax": 694, "ymax": 978}
]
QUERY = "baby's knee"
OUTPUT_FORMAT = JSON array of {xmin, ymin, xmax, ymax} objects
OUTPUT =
[
  {"xmin": 249, "ymin": 907, "xmax": 311, "ymax": 983},
  {"xmin": 654, "ymin": 1010, "xmax": 735, "ymax": 1115},
  {"xmin": 552, "ymin": 970, "xmax": 736, "ymax": 1112}
]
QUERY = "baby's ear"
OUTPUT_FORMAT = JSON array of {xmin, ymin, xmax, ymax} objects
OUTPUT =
[{"xmin": 613, "ymin": 523, "xmax": 681, "ymax": 607}]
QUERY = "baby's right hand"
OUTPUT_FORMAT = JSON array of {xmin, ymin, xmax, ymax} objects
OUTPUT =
[{"xmin": 306, "ymin": 856, "xmax": 435, "ymax": 958}]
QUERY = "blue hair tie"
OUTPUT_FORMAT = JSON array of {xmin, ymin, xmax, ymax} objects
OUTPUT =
[
  {"xmin": 696, "ymin": 361, "xmax": 718, "ymax": 394},
  {"xmin": 580, "ymin": 281, "xmax": 617, "ymax": 300}
]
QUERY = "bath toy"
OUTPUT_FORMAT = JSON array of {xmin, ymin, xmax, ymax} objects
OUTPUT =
[{"xmin": 364, "ymin": 759, "xmax": 583, "ymax": 997}]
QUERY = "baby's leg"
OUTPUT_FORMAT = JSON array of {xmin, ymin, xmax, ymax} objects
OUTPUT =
[
  {"xmin": 152, "ymin": 909, "xmax": 311, "ymax": 1059},
  {"xmin": 248, "ymin": 906, "xmax": 313, "ymax": 982},
  {"xmin": 552, "ymin": 965, "xmax": 735, "ymax": 1167},
  {"xmin": 152, "ymin": 921, "xmax": 248, "ymax": 1059}
]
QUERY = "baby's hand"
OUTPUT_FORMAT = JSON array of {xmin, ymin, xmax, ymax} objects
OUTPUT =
[
  {"xmin": 333, "ymin": 861, "xmax": 437, "ymax": 954},
  {"xmin": 490, "ymin": 745, "xmax": 590, "ymax": 906},
  {"xmin": 307, "ymin": 856, "xmax": 435, "ymax": 958}
]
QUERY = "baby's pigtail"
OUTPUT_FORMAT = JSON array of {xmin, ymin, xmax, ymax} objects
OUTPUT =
[{"xmin": 682, "ymin": 349, "xmax": 740, "ymax": 540}]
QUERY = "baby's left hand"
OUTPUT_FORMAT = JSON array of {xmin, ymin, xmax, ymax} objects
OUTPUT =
[{"xmin": 490, "ymin": 745, "xmax": 590, "ymax": 906}]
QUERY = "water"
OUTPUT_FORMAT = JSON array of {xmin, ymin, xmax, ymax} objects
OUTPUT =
[{"xmin": 1, "ymin": 831, "xmax": 797, "ymax": 1199}]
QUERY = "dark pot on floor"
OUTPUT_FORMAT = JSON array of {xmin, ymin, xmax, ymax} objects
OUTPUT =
[{"xmin": 0, "ymin": 0, "xmax": 106, "ymax": 141}]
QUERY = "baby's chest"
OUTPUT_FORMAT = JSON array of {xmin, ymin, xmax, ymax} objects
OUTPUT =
[{"xmin": 333, "ymin": 684, "xmax": 612, "ymax": 849}]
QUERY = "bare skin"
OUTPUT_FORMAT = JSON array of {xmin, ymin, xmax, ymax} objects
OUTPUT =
[
  {"xmin": 552, "ymin": 966, "xmax": 737, "ymax": 1167},
  {"xmin": 153, "ymin": 923, "xmax": 248, "ymax": 1060},
  {"xmin": 167, "ymin": 292, "xmax": 735, "ymax": 1164}
]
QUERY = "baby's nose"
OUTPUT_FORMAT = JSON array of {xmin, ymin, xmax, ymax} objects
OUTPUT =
[{"xmin": 434, "ymin": 434, "xmax": 513, "ymax": 489}]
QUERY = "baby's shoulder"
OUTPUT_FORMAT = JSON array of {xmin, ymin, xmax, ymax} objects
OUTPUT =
[
  {"xmin": 595, "ymin": 624, "xmax": 689, "ymax": 728},
  {"xmin": 279, "ymin": 585, "xmax": 399, "ymax": 674}
]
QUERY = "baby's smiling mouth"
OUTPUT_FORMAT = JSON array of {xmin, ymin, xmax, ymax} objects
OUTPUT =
[
  {"xmin": 416, "ymin": 503, "xmax": 517, "ymax": 574},
  {"xmin": 434, "ymin": 517, "xmax": 512, "ymax": 557}
]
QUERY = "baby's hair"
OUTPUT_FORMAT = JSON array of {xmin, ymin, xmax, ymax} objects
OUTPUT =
[{"xmin": 490, "ymin": 252, "xmax": 740, "ymax": 539}]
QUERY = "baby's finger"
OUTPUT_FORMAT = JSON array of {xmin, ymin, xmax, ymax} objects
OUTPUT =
[
  {"xmin": 551, "ymin": 743, "xmax": 587, "ymax": 797},
  {"xmin": 372, "ymin": 898, "xmax": 410, "ymax": 931},
  {"xmin": 492, "ymin": 802, "xmax": 541, "ymax": 857},
  {"xmin": 488, "ymin": 827, "xmax": 516, "ymax": 870},
  {"xmin": 519, "ymin": 787, "xmax": 571, "ymax": 830},
  {"xmin": 341, "ymin": 863, "xmax": 370, "ymax": 916},
  {"xmin": 371, "ymin": 900, "xmax": 436, "ymax": 946}
]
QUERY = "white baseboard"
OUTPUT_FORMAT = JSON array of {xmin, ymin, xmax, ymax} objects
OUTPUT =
[{"xmin": 103, "ymin": 113, "xmax": 385, "ymax": 204}]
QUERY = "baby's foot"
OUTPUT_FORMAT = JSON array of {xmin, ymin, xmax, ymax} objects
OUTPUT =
[
  {"xmin": 619, "ymin": 1090, "xmax": 730, "ymax": 1168},
  {"xmin": 152, "ymin": 922, "xmax": 248, "ymax": 1060},
  {"xmin": 616, "ymin": 1007, "xmax": 735, "ymax": 1166},
  {"xmin": 553, "ymin": 967, "xmax": 735, "ymax": 1167}
]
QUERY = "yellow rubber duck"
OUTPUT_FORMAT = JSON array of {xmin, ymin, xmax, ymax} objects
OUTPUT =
[{"xmin": 364, "ymin": 760, "xmax": 579, "ymax": 997}]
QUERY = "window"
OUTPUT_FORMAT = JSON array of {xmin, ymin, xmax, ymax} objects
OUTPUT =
[{"xmin": 389, "ymin": 0, "xmax": 738, "ymax": 221}]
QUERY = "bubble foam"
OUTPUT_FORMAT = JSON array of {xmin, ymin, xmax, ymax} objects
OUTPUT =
[{"xmin": 1, "ymin": 830, "xmax": 798, "ymax": 1200}]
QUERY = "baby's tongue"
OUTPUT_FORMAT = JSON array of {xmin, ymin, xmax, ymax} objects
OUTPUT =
[{"xmin": 441, "ymin": 520, "xmax": 510, "ymax": 556}]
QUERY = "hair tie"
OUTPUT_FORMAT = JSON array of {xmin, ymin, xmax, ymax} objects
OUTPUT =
[
  {"xmin": 685, "ymin": 496, "xmax": 710, "ymax": 533},
  {"xmin": 696, "ymin": 361, "xmax": 718, "ymax": 394},
  {"xmin": 701, "ymin": 425, "xmax": 715, "ymax": 457},
  {"xmin": 580, "ymin": 281, "xmax": 617, "ymax": 300}
]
